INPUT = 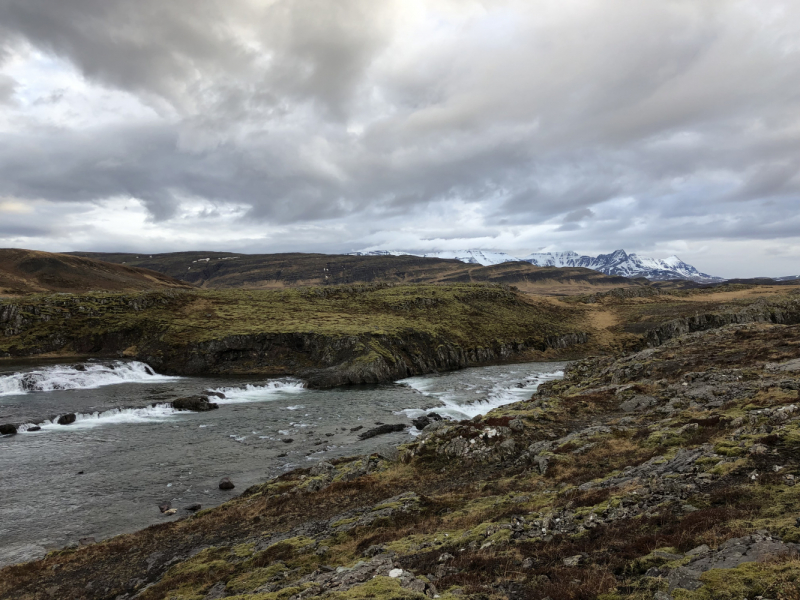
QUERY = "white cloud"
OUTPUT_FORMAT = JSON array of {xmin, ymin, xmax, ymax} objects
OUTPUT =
[{"xmin": 0, "ymin": 0, "xmax": 797, "ymax": 277}]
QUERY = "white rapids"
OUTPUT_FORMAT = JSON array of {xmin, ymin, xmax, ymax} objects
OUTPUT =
[
  {"xmin": 0, "ymin": 361, "xmax": 178, "ymax": 397},
  {"xmin": 206, "ymin": 379, "xmax": 307, "ymax": 404},
  {"xmin": 397, "ymin": 368, "xmax": 564, "ymax": 423}
]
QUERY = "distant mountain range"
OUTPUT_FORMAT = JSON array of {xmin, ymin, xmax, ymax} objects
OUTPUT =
[{"xmin": 348, "ymin": 249, "xmax": 725, "ymax": 283}]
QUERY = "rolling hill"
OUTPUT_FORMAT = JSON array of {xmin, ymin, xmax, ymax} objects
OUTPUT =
[
  {"xmin": 70, "ymin": 251, "xmax": 646, "ymax": 294},
  {"xmin": 0, "ymin": 249, "xmax": 192, "ymax": 295}
]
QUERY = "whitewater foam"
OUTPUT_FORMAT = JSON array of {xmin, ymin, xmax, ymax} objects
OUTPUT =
[
  {"xmin": 19, "ymin": 404, "xmax": 182, "ymax": 431},
  {"xmin": 0, "ymin": 361, "xmax": 177, "ymax": 397},
  {"xmin": 206, "ymin": 379, "xmax": 306, "ymax": 404},
  {"xmin": 398, "ymin": 369, "xmax": 564, "ymax": 422}
]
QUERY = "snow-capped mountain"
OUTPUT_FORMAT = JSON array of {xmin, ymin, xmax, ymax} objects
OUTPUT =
[
  {"xmin": 522, "ymin": 249, "xmax": 723, "ymax": 283},
  {"xmin": 348, "ymin": 248, "xmax": 723, "ymax": 282},
  {"xmin": 347, "ymin": 249, "xmax": 518, "ymax": 265}
]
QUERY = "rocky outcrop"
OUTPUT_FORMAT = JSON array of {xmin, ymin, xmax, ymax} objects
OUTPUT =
[
  {"xmin": 357, "ymin": 424, "xmax": 406, "ymax": 440},
  {"xmin": 644, "ymin": 297, "xmax": 800, "ymax": 347},
  {"xmin": 171, "ymin": 396, "xmax": 219, "ymax": 412},
  {"xmin": 666, "ymin": 533, "xmax": 799, "ymax": 593}
]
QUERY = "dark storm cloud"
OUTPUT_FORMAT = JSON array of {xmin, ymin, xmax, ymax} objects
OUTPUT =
[{"xmin": 0, "ymin": 0, "xmax": 798, "ymax": 269}]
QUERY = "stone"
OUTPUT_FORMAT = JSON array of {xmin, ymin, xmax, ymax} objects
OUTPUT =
[
  {"xmin": 184, "ymin": 503, "xmax": 202, "ymax": 512},
  {"xmin": 438, "ymin": 553, "xmax": 454, "ymax": 562},
  {"xmin": 158, "ymin": 502, "xmax": 172, "ymax": 513},
  {"xmin": 388, "ymin": 568, "xmax": 404, "ymax": 578},
  {"xmin": 509, "ymin": 417, "xmax": 524, "ymax": 432},
  {"xmin": 310, "ymin": 462, "xmax": 335, "ymax": 476},
  {"xmin": 27, "ymin": 425, "xmax": 41, "ymax": 432},
  {"xmin": 172, "ymin": 396, "xmax": 219, "ymax": 412},
  {"xmin": 282, "ymin": 438, "xmax": 294, "ymax": 443},
  {"xmin": 203, "ymin": 581, "xmax": 227, "ymax": 600},
  {"xmin": 358, "ymin": 424, "xmax": 406, "ymax": 440},
  {"xmin": 562, "ymin": 554, "xmax": 582, "ymax": 567},
  {"xmin": 668, "ymin": 533, "xmax": 799, "ymax": 592},
  {"xmin": 521, "ymin": 557, "xmax": 534, "ymax": 569},
  {"xmin": 685, "ymin": 544, "xmax": 710, "ymax": 556},
  {"xmin": 219, "ymin": 477, "xmax": 235, "ymax": 490},
  {"xmin": 57, "ymin": 413, "xmax": 76, "ymax": 425},
  {"xmin": 350, "ymin": 426, "xmax": 363, "ymax": 432},
  {"xmin": 534, "ymin": 454, "xmax": 549, "ymax": 475},
  {"xmin": 620, "ymin": 395, "xmax": 656, "ymax": 412},
  {"xmin": 78, "ymin": 537, "xmax": 96, "ymax": 546},
  {"xmin": 163, "ymin": 509, "xmax": 177, "ymax": 516},
  {"xmin": 0, "ymin": 423, "xmax": 17, "ymax": 435}
]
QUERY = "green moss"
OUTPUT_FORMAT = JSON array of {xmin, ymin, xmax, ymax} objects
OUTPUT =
[
  {"xmin": 672, "ymin": 558, "xmax": 800, "ymax": 600},
  {"xmin": 226, "ymin": 564, "xmax": 288, "ymax": 594},
  {"xmin": 324, "ymin": 576, "xmax": 428, "ymax": 600},
  {"xmin": 713, "ymin": 441, "xmax": 747, "ymax": 457},
  {"xmin": 231, "ymin": 543, "xmax": 255, "ymax": 558}
]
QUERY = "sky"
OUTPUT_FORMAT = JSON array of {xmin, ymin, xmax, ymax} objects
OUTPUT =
[{"xmin": 0, "ymin": 0, "xmax": 798, "ymax": 278}]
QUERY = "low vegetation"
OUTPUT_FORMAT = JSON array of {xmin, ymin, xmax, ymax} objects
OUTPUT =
[{"xmin": 4, "ymin": 296, "xmax": 800, "ymax": 599}]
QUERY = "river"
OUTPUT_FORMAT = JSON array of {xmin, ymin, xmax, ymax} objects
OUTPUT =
[{"xmin": 0, "ymin": 359, "xmax": 564, "ymax": 567}]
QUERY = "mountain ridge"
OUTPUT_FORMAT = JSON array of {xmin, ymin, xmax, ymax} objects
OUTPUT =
[{"xmin": 350, "ymin": 248, "xmax": 723, "ymax": 283}]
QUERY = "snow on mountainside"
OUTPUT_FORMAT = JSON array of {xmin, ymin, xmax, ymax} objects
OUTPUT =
[
  {"xmin": 523, "ymin": 249, "xmax": 723, "ymax": 283},
  {"xmin": 348, "ymin": 248, "xmax": 724, "ymax": 282}
]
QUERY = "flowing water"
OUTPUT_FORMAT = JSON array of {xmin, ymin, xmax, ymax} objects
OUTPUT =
[{"xmin": 0, "ymin": 359, "xmax": 564, "ymax": 567}]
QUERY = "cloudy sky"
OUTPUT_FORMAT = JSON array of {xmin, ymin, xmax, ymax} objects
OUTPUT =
[{"xmin": 0, "ymin": 0, "xmax": 798, "ymax": 277}]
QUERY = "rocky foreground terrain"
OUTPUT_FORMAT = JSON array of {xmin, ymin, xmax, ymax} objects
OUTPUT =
[{"xmin": 4, "ymin": 299, "xmax": 800, "ymax": 599}]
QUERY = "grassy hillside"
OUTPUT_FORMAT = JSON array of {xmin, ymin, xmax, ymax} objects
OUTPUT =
[
  {"xmin": 71, "ymin": 251, "xmax": 645, "ymax": 294},
  {"xmin": 0, "ymin": 248, "xmax": 192, "ymax": 295},
  {"xmin": 0, "ymin": 284, "xmax": 589, "ymax": 383}
]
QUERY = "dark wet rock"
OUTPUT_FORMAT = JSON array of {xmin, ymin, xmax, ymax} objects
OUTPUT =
[
  {"xmin": 282, "ymin": 438, "xmax": 294, "ymax": 444},
  {"xmin": 158, "ymin": 502, "xmax": 172, "ymax": 514},
  {"xmin": 0, "ymin": 423, "xmax": 17, "ymax": 435},
  {"xmin": 172, "ymin": 395, "xmax": 219, "ymax": 412},
  {"xmin": 350, "ymin": 425, "xmax": 363, "ymax": 432},
  {"xmin": 357, "ymin": 423, "xmax": 406, "ymax": 440},
  {"xmin": 78, "ymin": 537, "xmax": 96, "ymax": 546},
  {"xmin": 184, "ymin": 503, "xmax": 202, "ymax": 512},
  {"xmin": 206, "ymin": 390, "xmax": 226, "ymax": 399},
  {"xmin": 57, "ymin": 413, "xmax": 76, "ymax": 425},
  {"xmin": 27, "ymin": 425, "xmax": 41, "ymax": 432},
  {"xmin": 218, "ymin": 477, "xmax": 235, "ymax": 490},
  {"xmin": 412, "ymin": 413, "xmax": 442, "ymax": 430}
]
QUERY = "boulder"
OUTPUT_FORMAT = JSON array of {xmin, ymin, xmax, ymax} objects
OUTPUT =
[
  {"xmin": 27, "ymin": 425, "xmax": 41, "ymax": 432},
  {"xmin": 0, "ymin": 423, "xmax": 18, "ymax": 435},
  {"xmin": 358, "ymin": 424, "xmax": 406, "ymax": 440},
  {"xmin": 57, "ymin": 413, "xmax": 76, "ymax": 425},
  {"xmin": 158, "ymin": 502, "xmax": 172, "ymax": 513},
  {"xmin": 184, "ymin": 503, "xmax": 202, "ymax": 512},
  {"xmin": 172, "ymin": 396, "xmax": 219, "ymax": 412},
  {"xmin": 412, "ymin": 412, "xmax": 443, "ymax": 430},
  {"xmin": 219, "ymin": 477, "xmax": 235, "ymax": 490}
]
